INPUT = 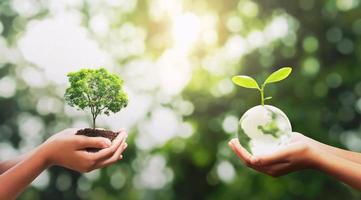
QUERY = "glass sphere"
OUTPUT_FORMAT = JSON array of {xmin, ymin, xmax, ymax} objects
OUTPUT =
[{"xmin": 238, "ymin": 105, "xmax": 292, "ymax": 156}]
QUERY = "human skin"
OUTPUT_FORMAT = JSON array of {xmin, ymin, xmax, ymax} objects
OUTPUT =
[
  {"xmin": 229, "ymin": 132, "xmax": 361, "ymax": 191},
  {"xmin": 0, "ymin": 128, "xmax": 128, "ymax": 200}
]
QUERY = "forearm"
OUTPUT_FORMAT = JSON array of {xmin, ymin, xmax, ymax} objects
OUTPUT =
[
  {"xmin": 0, "ymin": 152, "xmax": 31, "ymax": 174},
  {"xmin": 307, "ymin": 137, "xmax": 361, "ymax": 164},
  {"xmin": 315, "ymin": 150, "xmax": 361, "ymax": 191},
  {"xmin": 0, "ymin": 146, "xmax": 49, "ymax": 200}
]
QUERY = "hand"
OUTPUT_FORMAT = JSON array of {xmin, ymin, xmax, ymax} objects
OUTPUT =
[
  {"xmin": 228, "ymin": 132, "xmax": 319, "ymax": 177},
  {"xmin": 39, "ymin": 128, "xmax": 128, "ymax": 173}
]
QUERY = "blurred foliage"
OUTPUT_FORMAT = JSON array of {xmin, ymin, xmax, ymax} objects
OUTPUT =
[{"xmin": 1, "ymin": 0, "xmax": 361, "ymax": 199}]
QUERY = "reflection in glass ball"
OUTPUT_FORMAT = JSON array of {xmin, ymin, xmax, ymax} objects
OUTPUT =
[{"xmin": 238, "ymin": 105, "xmax": 292, "ymax": 156}]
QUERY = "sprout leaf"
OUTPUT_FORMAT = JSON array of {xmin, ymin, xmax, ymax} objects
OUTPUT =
[{"xmin": 232, "ymin": 75, "xmax": 260, "ymax": 90}]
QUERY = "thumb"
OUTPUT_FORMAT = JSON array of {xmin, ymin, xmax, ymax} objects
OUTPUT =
[{"xmin": 75, "ymin": 136, "xmax": 112, "ymax": 149}]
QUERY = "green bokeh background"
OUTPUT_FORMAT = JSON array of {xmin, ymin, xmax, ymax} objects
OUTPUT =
[{"xmin": 1, "ymin": 0, "xmax": 361, "ymax": 199}]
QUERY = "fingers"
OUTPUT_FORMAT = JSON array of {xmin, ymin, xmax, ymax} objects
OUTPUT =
[
  {"xmin": 255, "ymin": 162, "xmax": 292, "ymax": 177},
  {"xmin": 228, "ymin": 138, "xmax": 292, "ymax": 167},
  {"xmin": 75, "ymin": 131, "xmax": 128, "ymax": 173},
  {"xmin": 228, "ymin": 138, "xmax": 252, "ymax": 165},
  {"xmin": 87, "ymin": 131, "xmax": 127, "ymax": 161},
  {"xmin": 75, "ymin": 135, "xmax": 112, "ymax": 149},
  {"xmin": 228, "ymin": 138, "xmax": 308, "ymax": 178},
  {"xmin": 250, "ymin": 143, "xmax": 307, "ymax": 166},
  {"xmin": 95, "ymin": 141, "xmax": 128, "ymax": 168}
]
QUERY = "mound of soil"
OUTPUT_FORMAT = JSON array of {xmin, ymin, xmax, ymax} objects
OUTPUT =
[{"xmin": 76, "ymin": 128, "xmax": 119, "ymax": 152}]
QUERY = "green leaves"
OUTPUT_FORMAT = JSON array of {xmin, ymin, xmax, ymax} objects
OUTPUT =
[
  {"xmin": 232, "ymin": 67, "xmax": 292, "ymax": 105},
  {"xmin": 232, "ymin": 75, "xmax": 260, "ymax": 90},
  {"xmin": 64, "ymin": 67, "xmax": 128, "ymax": 129},
  {"xmin": 263, "ymin": 67, "xmax": 292, "ymax": 85}
]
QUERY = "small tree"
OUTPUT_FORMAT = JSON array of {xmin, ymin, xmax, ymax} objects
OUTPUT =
[{"xmin": 64, "ymin": 68, "xmax": 128, "ymax": 129}]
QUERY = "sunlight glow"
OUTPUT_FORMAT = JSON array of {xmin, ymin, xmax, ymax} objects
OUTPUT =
[
  {"xmin": 171, "ymin": 13, "xmax": 201, "ymax": 50},
  {"xmin": 149, "ymin": 0, "xmax": 182, "ymax": 21},
  {"xmin": 18, "ymin": 12, "xmax": 111, "ymax": 84},
  {"xmin": 157, "ymin": 49, "xmax": 192, "ymax": 95},
  {"xmin": 265, "ymin": 16, "xmax": 289, "ymax": 40}
]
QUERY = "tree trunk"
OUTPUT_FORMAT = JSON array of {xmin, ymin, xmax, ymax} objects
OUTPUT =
[{"xmin": 92, "ymin": 116, "xmax": 96, "ymax": 129}]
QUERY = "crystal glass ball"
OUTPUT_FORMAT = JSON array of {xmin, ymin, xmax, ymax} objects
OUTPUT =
[{"xmin": 238, "ymin": 105, "xmax": 292, "ymax": 156}]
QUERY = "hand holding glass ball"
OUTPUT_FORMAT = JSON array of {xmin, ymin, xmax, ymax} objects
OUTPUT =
[
  {"xmin": 230, "ymin": 67, "xmax": 361, "ymax": 191},
  {"xmin": 232, "ymin": 67, "xmax": 292, "ymax": 156}
]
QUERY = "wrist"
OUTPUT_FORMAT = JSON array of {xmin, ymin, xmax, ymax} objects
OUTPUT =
[
  {"xmin": 35, "ymin": 142, "xmax": 54, "ymax": 168},
  {"xmin": 306, "ymin": 145, "xmax": 328, "ymax": 170}
]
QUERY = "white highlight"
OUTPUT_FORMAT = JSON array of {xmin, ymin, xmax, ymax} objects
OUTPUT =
[
  {"xmin": 18, "ymin": 12, "xmax": 111, "ymax": 84},
  {"xmin": 172, "ymin": 13, "xmax": 201, "ymax": 50},
  {"xmin": 0, "ymin": 76, "xmax": 16, "ymax": 98},
  {"xmin": 217, "ymin": 161, "xmax": 235, "ymax": 183}
]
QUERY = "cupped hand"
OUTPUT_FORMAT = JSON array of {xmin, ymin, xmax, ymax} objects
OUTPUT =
[
  {"xmin": 228, "ymin": 132, "xmax": 319, "ymax": 177},
  {"xmin": 40, "ymin": 128, "xmax": 128, "ymax": 173}
]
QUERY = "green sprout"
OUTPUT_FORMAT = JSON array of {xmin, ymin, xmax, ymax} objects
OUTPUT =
[
  {"xmin": 64, "ymin": 68, "xmax": 128, "ymax": 129},
  {"xmin": 232, "ymin": 67, "xmax": 292, "ymax": 105}
]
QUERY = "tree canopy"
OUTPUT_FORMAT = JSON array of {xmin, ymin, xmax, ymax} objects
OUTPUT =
[{"xmin": 64, "ymin": 68, "xmax": 128, "ymax": 129}]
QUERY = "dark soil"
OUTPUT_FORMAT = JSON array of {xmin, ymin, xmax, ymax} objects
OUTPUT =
[{"xmin": 76, "ymin": 128, "xmax": 119, "ymax": 152}]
